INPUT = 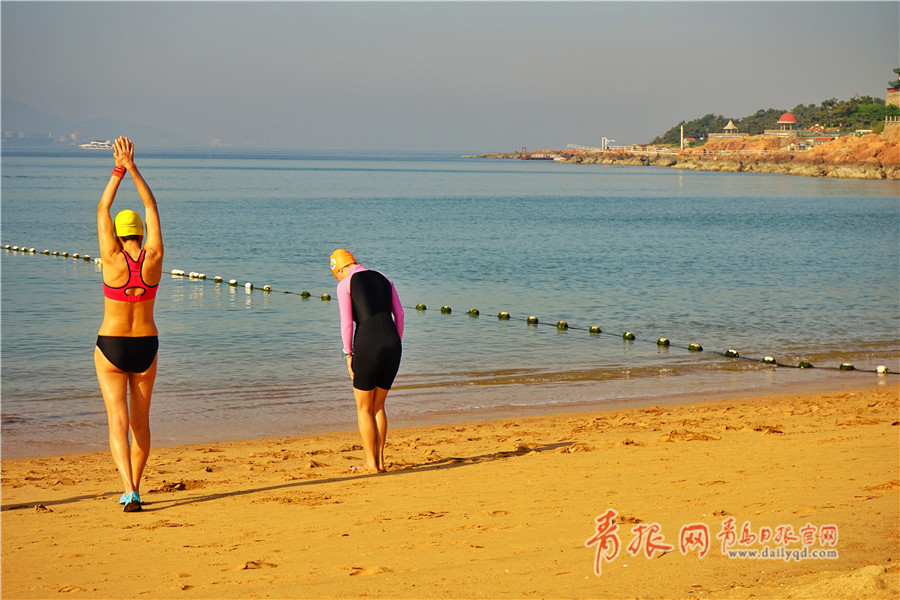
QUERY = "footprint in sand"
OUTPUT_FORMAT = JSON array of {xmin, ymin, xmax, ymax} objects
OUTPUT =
[
  {"xmin": 616, "ymin": 514, "xmax": 644, "ymax": 524},
  {"xmin": 235, "ymin": 560, "xmax": 277, "ymax": 570},
  {"xmin": 864, "ymin": 480, "xmax": 899, "ymax": 492},
  {"xmin": 151, "ymin": 479, "xmax": 205, "ymax": 493},
  {"xmin": 348, "ymin": 566, "xmax": 392, "ymax": 576},
  {"xmin": 408, "ymin": 511, "xmax": 448, "ymax": 520}
]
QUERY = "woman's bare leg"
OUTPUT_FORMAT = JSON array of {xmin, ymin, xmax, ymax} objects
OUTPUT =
[
  {"xmin": 95, "ymin": 348, "xmax": 156, "ymax": 496},
  {"xmin": 127, "ymin": 358, "xmax": 156, "ymax": 493},
  {"xmin": 373, "ymin": 387, "xmax": 389, "ymax": 471},
  {"xmin": 353, "ymin": 387, "xmax": 387, "ymax": 472},
  {"xmin": 94, "ymin": 347, "xmax": 136, "ymax": 494}
]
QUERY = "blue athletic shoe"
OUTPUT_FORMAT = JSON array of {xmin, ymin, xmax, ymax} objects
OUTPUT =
[
  {"xmin": 122, "ymin": 492, "xmax": 142, "ymax": 512},
  {"xmin": 118, "ymin": 492, "xmax": 129, "ymax": 505}
]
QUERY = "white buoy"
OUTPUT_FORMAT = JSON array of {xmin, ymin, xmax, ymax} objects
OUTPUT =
[
  {"xmin": 245, "ymin": 282, "xmax": 253, "ymax": 290},
  {"xmin": 12, "ymin": 246, "xmax": 19, "ymax": 251},
  {"xmin": 213, "ymin": 276, "xmax": 223, "ymax": 283},
  {"xmin": 876, "ymin": 365, "xmax": 890, "ymax": 374},
  {"xmin": 229, "ymin": 279, "xmax": 238, "ymax": 286},
  {"xmin": 3, "ymin": 245, "xmax": 10, "ymax": 249},
  {"xmin": 94, "ymin": 258, "xmax": 102, "ymax": 264},
  {"xmin": 29, "ymin": 248, "xmax": 36, "ymax": 253},
  {"xmin": 763, "ymin": 356, "xmax": 776, "ymax": 364},
  {"xmin": 263, "ymin": 285, "xmax": 272, "ymax": 292},
  {"xmin": 198, "ymin": 273, "xmax": 206, "ymax": 280},
  {"xmin": 171, "ymin": 269, "xmax": 185, "ymax": 276}
]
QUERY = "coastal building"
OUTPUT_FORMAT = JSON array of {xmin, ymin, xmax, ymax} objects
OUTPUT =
[
  {"xmin": 707, "ymin": 119, "xmax": 749, "ymax": 140},
  {"xmin": 777, "ymin": 112, "xmax": 798, "ymax": 131},
  {"xmin": 779, "ymin": 112, "xmax": 798, "ymax": 128},
  {"xmin": 762, "ymin": 112, "xmax": 800, "ymax": 138}
]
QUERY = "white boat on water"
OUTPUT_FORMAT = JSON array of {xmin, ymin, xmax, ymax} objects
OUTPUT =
[{"xmin": 79, "ymin": 140, "xmax": 113, "ymax": 149}]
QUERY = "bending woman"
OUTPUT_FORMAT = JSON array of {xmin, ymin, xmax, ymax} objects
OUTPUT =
[
  {"xmin": 94, "ymin": 137, "xmax": 163, "ymax": 512},
  {"xmin": 331, "ymin": 249, "xmax": 404, "ymax": 472}
]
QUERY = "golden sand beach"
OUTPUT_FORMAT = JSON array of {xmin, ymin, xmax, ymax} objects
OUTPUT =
[{"xmin": 2, "ymin": 384, "xmax": 898, "ymax": 599}]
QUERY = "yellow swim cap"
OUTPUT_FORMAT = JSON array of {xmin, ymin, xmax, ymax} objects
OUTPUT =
[
  {"xmin": 330, "ymin": 249, "xmax": 356, "ymax": 277},
  {"xmin": 114, "ymin": 210, "xmax": 143, "ymax": 237}
]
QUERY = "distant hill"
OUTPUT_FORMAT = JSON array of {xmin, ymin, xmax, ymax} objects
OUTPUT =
[
  {"xmin": 651, "ymin": 96, "xmax": 900, "ymax": 145},
  {"xmin": 1, "ymin": 98, "xmax": 189, "ymax": 147}
]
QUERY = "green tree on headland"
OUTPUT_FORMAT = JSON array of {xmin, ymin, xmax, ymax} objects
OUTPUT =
[{"xmin": 651, "ymin": 96, "xmax": 900, "ymax": 145}]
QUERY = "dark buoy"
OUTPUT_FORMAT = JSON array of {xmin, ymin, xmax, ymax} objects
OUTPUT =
[
  {"xmin": 589, "ymin": 326, "xmax": 601, "ymax": 334},
  {"xmin": 321, "ymin": 293, "xmax": 331, "ymax": 301},
  {"xmin": 688, "ymin": 343, "xmax": 703, "ymax": 352},
  {"xmin": 556, "ymin": 320, "xmax": 568, "ymax": 330},
  {"xmin": 468, "ymin": 308, "xmax": 480, "ymax": 316},
  {"xmin": 526, "ymin": 316, "xmax": 539, "ymax": 325},
  {"xmin": 657, "ymin": 337, "xmax": 670, "ymax": 347},
  {"xmin": 798, "ymin": 360, "xmax": 813, "ymax": 368},
  {"xmin": 498, "ymin": 311, "xmax": 511, "ymax": 320},
  {"xmin": 415, "ymin": 303, "xmax": 427, "ymax": 311},
  {"xmin": 440, "ymin": 305, "xmax": 452, "ymax": 314},
  {"xmin": 622, "ymin": 332, "xmax": 635, "ymax": 341}
]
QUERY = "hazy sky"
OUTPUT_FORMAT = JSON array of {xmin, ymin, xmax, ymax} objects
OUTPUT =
[{"xmin": 2, "ymin": 1, "xmax": 898, "ymax": 151}]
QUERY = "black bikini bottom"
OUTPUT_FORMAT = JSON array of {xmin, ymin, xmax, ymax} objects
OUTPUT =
[{"xmin": 96, "ymin": 336, "xmax": 159, "ymax": 373}]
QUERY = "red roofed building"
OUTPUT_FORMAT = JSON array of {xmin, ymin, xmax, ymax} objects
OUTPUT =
[{"xmin": 777, "ymin": 112, "xmax": 798, "ymax": 130}]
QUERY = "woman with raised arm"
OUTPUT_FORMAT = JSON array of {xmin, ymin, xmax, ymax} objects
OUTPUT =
[
  {"xmin": 94, "ymin": 136, "xmax": 163, "ymax": 512},
  {"xmin": 330, "ymin": 249, "xmax": 404, "ymax": 472}
]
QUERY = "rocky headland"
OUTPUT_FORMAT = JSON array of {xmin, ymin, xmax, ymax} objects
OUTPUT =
[{"xmin": 476, "ymin": 127, "xmax": 900, "ymax": 180}]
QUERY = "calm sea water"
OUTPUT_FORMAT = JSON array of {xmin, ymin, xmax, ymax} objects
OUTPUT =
[{"xmin": 2, "ymin": 147, "xmax": 898, "ymax": 457}]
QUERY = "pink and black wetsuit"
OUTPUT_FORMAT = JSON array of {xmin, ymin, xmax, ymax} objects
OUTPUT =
[{"xmin": 336, "ymin": 264, "xmax": 404, "ymax": 391}]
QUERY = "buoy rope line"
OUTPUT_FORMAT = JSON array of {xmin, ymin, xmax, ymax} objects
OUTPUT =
[{"xmin": 5, "ymin": 244, "xmax": 896, "ymax": 376}]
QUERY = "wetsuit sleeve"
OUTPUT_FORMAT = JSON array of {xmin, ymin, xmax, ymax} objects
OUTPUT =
[
  {"xmin": 390, "ymin": 279, "xmax": 404, "ymax": 339},
  {"xmin": 336, "ymin": 277, "xmax": 354, "ymax": 354}
]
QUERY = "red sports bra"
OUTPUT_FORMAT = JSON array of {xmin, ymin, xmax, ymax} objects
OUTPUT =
[{"xmin": 103, "ymin": 249, "xmax": 158, "ymax": 302}]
